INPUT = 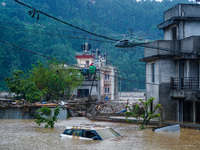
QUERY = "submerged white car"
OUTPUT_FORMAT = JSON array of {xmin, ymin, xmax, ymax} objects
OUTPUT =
[{"xmin": 60, "ymin": 125, "xmax": 122, "ymax": 140}]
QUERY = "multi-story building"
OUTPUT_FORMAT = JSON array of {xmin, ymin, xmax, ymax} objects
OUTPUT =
[
  {"xmin": 140, "ymin": 4, "xmax": 200, "ymax": 123},
  {"xmin": 73, "ymin": 43, "xmax": 118, "ymax": 100}
]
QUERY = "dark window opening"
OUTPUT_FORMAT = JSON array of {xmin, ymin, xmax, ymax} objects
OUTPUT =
[
  {"xmin": 151, "ymin": 63, "xmax": 155, "ymax": 82},
  {"xmin": 105, "ymin": 87, "xmax": 110, "ymax": 94},
  {"xmin": 78, "ymin": 89, "xmax": 89, "ymax": 97},
  {"xmin": 172, "ymin": 27, "xmax": 177, "ymax": 40},
  {"xmin": 150, "ymin": 101, "xmax": 153, "ymax": 113}
]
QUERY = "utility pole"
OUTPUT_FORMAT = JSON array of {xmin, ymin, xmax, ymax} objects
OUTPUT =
[
  {"xmin": 120, "ymin": 79, "xmax": 121, "ymax": 96},
  {"xmin": 85, "ymin": 71, "xmax": 96, "ymax": 116}
]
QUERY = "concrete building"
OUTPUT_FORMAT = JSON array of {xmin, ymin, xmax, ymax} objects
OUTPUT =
[
  {"xmin": 73, "ymin": 43, "xmax": 118, "ymax": 100},
  {"xmin": 140, "ymin": 4, "xmax": 200, "ymax": 123}
]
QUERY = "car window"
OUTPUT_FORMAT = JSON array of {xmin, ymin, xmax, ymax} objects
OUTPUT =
[
  {"xmin": 72, "ymin": 130, "xmax": 83, "ymax": 137},
  {"xmin": 63, "ymin": 129, "xmax": 73, "ymax": 135},
  {"xmin": 95, "ymin": 128, "xmax": 120, "ymax": 140},
  {"xmin": 84, "ymin": 130, "xmax": 97, "ymax": 138}
]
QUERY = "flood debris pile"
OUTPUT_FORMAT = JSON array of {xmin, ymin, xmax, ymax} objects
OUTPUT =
[
  {"xmin": 95, "ymin": 99, "xmax": 143, "ymax": 114},
  {"xmin": 0, "ymin": 91, "xmax": 144, "ymax": 118}
]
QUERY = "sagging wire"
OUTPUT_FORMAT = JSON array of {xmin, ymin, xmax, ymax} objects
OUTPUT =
[{"xmin": 14, "ymin": 0, "xmax": 119, "ymax": 42}]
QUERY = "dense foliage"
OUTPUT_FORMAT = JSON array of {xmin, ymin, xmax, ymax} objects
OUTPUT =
[
  {"xmin": 4, "ymin": 61, "xmax": 83, "ymax": 101},
  {"xmin": 35, "ymin": 106, "xmax": 60, "ymax": 128},
  {"xmin": 0, "ymin": 0, "xmax": 192, "ymax": 91}
]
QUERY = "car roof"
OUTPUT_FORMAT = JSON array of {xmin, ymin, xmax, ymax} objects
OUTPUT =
[{"xmin": 65, "ymin": 125, "xmax": 110, "ymax": 130}]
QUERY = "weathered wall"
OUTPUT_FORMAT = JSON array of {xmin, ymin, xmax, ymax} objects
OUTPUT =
[
  {"xmin": 159, "ymin": 83, "xmax": 175, "ymax": 120},
  {"xmin": 145, "ymin": 40, "xmax": 177, "ymax": 58},
  {"xmin": 164, "ymin": 4, "xmax": 200, "ymax": 21},
  {"xmin": 0, "ymin": 107, "xmax": 68, "ymax": 119},
  {"xmin": 145, "ymin": 59, "xmax": 176, "ymax": 120},
  {"xmin": 184, "ymin": 22, "xmax": 200, "ymax": 38},
  {"xmin": 164, "ymin": 4, "xmax": 179, "ymax": 21}
]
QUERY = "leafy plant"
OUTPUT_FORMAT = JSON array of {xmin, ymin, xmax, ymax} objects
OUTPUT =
[
  {"xmin": 125, "ymin": 97, "xmax": 161, "ymax": 130},
  {"xmin": 125, "ymin": 104, "xmax": 140, "ymax": 124},
  {"xmin": 35, "ymin": 107, "xmax": 60, "ymax": 128},
  {"xmin": 139, "ymin": 97, "xmax": 161, "ymax": 129}
]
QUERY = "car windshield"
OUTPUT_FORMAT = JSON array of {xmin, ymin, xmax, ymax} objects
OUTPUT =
[
  {"xmin": 63, "ymin": 129, "xmax": 73, "ymax": 135},
  {"xmin": 95, "ymin": 128, "xmax": 120, "ymax": 140}
]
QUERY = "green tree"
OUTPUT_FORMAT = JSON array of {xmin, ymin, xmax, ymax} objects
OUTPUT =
[
  {"xmin": 5, "ymin": 61, "xmax": 83, "ymax": 102},
  {"xmin": 35, "ymin": 107, "xmax": 60, "ymax": 128},
  {"xmin": 4, "ymin": 70, "xmax": 25, "ymax": 99},
  {"xmin": 29, "ymin": 61, "xmax": 83, "ymax": 100}
]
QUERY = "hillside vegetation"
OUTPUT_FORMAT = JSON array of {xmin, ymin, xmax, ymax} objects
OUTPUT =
[{"xmin": 0, "ymin": 0, "xmax": 192, "ymax": 91}]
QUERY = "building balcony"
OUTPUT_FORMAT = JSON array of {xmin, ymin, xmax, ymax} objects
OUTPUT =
[{"xmin": 170, "ymin": 77, "xmax": 200, "ymax": 99}]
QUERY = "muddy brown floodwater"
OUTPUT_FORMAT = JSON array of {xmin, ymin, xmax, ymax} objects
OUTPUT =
[{"xmin": 0, "ymin": 117, "xmax": 200, "ymax": 150}]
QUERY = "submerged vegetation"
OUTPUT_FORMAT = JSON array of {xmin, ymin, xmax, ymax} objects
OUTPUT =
[
  {"xmin": 125, "ymin": 97, "xmax": 161, "ymax": 129},
  {"xmin": 35, "ymin": 106, "xmax": 60, "ymax": 128}
]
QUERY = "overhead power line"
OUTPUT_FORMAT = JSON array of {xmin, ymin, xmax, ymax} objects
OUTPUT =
[
  {"xmin": 0, "ymin": 26, "xmax": 115, "ymax": 43},
  {"xmin": 0, "ymin": 39, "xmax": 176, "ymax": 88},
  {"xmin": 14, "ymin": 1, "xmax": 195, "ymax": 55},
  {"xmin": 14, "ymin": 0, "xmax": 119, "ymax": 42}
]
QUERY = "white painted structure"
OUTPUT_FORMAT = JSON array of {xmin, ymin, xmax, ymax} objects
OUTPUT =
[{"xmin": 73, "ymin": 45, "xmax": 118, "ymax": 100}]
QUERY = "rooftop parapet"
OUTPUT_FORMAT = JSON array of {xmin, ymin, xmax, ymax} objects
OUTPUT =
[{"xmin": 164, "ymin": 4, "xmax": 200, "ymax": 21}]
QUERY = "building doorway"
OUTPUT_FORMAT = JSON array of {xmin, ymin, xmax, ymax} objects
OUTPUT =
[
  {"xmin": 77, "ymin": 89, "xmax": 89, "ymax": 97},
  {"xmin": 183, "ymin": 101, "xmax": 193, "ymax": 122}
]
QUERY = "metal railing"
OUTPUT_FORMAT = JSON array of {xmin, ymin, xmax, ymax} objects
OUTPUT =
[{"xmin": 171, "ymin": 77, "xmax": 200, "ymax": 90}]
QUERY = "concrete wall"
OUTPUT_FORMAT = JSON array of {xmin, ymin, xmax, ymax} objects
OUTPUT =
[
  {"xmin": 0, "ymin": 107, "xmax": 68, "ymax": 119},
  {"xmin": 180, "ymin": 36, "xmax": 200, "ymax": 54},
  {"xmin": 163, "ymin": 4, "xmax": 200, "ymax": 40},
  {"xmin": 159, "ymin": 83, "xmax": 174, "ymax": 120},
  {"xmin": 145, "ymin": 40, "xmax": 177, "ymax": 57},
  {"xmin": 181, "ymin": 4, "xmax": 200, "ymax": 17},
  {"xmin": 73, "ymin": 83, "xmax": 98, "ymax": 98},
  {"xmin": 76, "ymin": 57, "xmax": 94, "ymax": 67},
  {"xmin": 184, "ymin": 22, "xmax": 200, "ymax": 38},
  {"xmin": 164, "ymin": 4, "xmax": 179, "ymax": 21},
  {"xmin": 164, "ymin": 4, "xmax": 200, "ymax": 21},
  {"xmin": 145, "ymin": 60, "xmax": 159, "ymax": 110},
  {"xmin": 145, "ymin": 59, "xmax": 176, "ymax": 120}
]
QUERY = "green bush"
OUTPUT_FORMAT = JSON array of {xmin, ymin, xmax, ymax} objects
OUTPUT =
[{"xmin": 35, "ymin": 107, "xmax": 60, "ymax": 128}]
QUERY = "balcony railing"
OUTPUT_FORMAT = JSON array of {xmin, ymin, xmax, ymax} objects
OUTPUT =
[{"xmin": 171, "ymin": 77, "xmax": 200, "ymax": 90}]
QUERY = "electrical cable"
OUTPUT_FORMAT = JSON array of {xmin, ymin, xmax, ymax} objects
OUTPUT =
[
  {"xmin": 0, "ymin": 39, "xmax": 178, "ymax": 88},
  {"xmin": 0, "ymin": 41, "xmax": 183, "ymax": 81},
  {"xmin": 14, "ymin": 0, "xmax": 119, "ymax": 42},
  {"xmin": 0, "ymin": 26, "xmax": 115, "ymax": 43},
  {"xmin": 12, "ymin": 1, "xmax": 195, "ymax": 54}
]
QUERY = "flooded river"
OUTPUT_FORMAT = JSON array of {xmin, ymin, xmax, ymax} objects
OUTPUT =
[{"xmin": 0, "ymin": 118, "xmax": 200, "ymax": 150}]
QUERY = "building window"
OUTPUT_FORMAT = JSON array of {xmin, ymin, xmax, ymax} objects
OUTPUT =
[
  {"xmin": 151, "ymin": 63, "xmax": 155, "ymax": 82},
  {"xmin": 86, "ymin": 61, "xmax": 89, "ymax": 66},
  {"xmin": 105, "ymin": 87, "xmax": 110, "ymax": 94},
  {"xmin": 172, "ymin": 27, "xmax": 177, "ymax": 40},
  {"xmin": 105, "ymin": 74, "xmax": 110, "ymax": 80}
]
